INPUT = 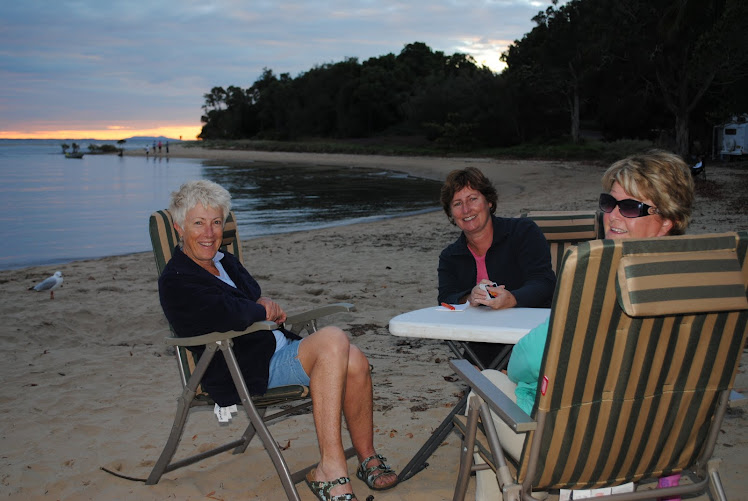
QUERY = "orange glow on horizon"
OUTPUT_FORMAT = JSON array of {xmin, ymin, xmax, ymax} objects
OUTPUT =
[{"xmin": 0, "ymin": 125, "xmax": 203, "ymax": 141}]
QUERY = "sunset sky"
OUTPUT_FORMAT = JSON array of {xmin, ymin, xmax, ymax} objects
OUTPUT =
[{"xmin": 1, "ymin": 1, "xmax": 561, "ymax": 141}]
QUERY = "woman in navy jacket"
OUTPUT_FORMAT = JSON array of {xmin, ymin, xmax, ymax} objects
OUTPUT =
[
  {"xmin": 159, "ymin": 180, "xmax": 397, "ymax": 500},
  {"xmin": 437, "ymin": 167, "xmax": 556, "ymax": 367}
]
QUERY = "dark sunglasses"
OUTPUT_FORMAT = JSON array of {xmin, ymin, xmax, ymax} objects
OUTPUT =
[{"xmin": 599, "ymin": 193, "xmax": 659, "ymax": 218}]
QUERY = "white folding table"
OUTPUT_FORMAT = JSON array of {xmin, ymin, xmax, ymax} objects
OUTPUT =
[
  {"xmin": 388, "ymin": 305, "xmax": 550, "ymax": 482},
  {"xmin": 390, "ymin": 305, "xmax": 549, "ymax": 342}
]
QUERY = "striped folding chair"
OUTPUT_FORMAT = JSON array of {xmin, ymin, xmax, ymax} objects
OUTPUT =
[
  {"xmin": 519, "ymin": 210, "xmax": 604, "ymax": 273},
  {"xmin": 451, "ymin": 231, "xmax": 748, "ymax": 501},
  {"xmin": 146, "ymin": 209, "xmax": 356, "ymax": 500}
]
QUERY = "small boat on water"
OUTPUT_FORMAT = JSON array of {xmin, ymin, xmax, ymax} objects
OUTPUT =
[{"xmin": 65, "ymin": 152, "xmax": 84, "ymax": 159}]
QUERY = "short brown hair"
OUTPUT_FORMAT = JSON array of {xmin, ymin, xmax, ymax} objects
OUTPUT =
[
  {"xmin": 440, "ymin": 167, "xmax": 498, "ymax": 224},
  {"xmin": 602, "ymin": 149, "xmax": 694, "ymax": 235}
]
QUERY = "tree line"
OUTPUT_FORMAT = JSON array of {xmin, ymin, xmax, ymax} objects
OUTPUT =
[{"xmin": 199, "ymin": 0, "xmax": 748, "ymax": 157}]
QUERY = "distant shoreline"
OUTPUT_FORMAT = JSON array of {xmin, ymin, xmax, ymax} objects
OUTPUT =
[
  {"xmin": 131, "ymin": 144, "xmax": 747, "ymax": 234},
  {"xmin": 127, "ymin": 143, "xmax": 574, "ymax": 184}
]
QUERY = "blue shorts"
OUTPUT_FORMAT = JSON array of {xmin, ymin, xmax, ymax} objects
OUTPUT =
[{"xmin": 267, "ymin": 339, "xmax": 310, "ymax": 388}]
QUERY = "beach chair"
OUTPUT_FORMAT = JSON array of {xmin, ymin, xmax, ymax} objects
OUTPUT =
[
  {"xmin": 451, "ymin": 231, "xmax": 748, "ymax": 501},
  {"xmin": 147, "ymin": 209, "xmax": 356, "ymax": 500},
  {"xmin": 519, "ymin": 210, "xmax": 603, "ymax": 273},
  {"xmin": 691, "ymin": 158, "xmax": 707, "ymax": 180}
]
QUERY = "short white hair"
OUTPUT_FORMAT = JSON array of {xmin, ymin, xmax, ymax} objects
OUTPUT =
[{"xmin": 169, "ymin": 180, "xmax": 232, "ymax": 228}]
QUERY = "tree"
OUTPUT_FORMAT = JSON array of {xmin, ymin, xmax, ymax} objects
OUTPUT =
[
  {"xmin": 614, "ymin": 0, "xmax": 748, "ymax": 155},
  {"xmin": 202, "ymin": 86, "xmax": 227, "ymax": 112},
  {"xmin": 502, "ymin": 0, "xmax": 613, "ymax": 143},
  {"xmin": 200, "ymin": 41, "xmax": 509, "ymax": 144}
]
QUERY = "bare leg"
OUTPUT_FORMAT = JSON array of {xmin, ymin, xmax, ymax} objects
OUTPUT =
[
  {"xmin": 297, "ymin": 327, "xmax": 397, "ymax": 497},
  {"xmin": 341, "ymin": 344, "xmax": 397, "ymax": 489},
  {"xmin": 298, "ymin": 326, "xmax": 356, "ymax": 497}
]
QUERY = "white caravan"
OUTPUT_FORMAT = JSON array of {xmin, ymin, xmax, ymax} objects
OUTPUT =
[{"xmin": 720, "ymin": 115, "xmax": 748, "ymax": 158}]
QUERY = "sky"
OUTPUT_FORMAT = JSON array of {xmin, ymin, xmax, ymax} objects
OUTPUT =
[{"xmin": 0, "ymin": 0, "xmax": 560, "ymax": 141}]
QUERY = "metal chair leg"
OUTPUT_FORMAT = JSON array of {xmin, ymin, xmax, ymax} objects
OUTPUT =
[
  {"xmin": 146, "ymin": 345, "xmax": 217, "ymax": 485},
  {"xmin": 708, "ymin": 458, "xmax": 728, "ymax": 501},
  {"xmin": 453, "ymin": 396, "xmax": 482, "ymax": 501},
  {"xmin": 223, "ymin": 343, "xmax": 302, "ymax": 501}
]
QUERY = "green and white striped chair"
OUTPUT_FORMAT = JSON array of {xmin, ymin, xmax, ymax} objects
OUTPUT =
[
  {"xmin": 147, "ymin": 209, "xmax": 356, "ymax": 500},
  {"xmin": 451, "ymin": 231, "xmax": 748, "ymax": 501},
  {"xmin": 519, "ymin": 210, "xmax": 604, "ymax": 273}
]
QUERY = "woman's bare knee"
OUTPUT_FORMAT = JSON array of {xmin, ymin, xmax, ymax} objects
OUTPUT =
[
  {"xmin": 298, "ymin": 326, "xmax": 350, "ymax": 370},
  {"xmin": 347, "ymin": 345, "xmax": 371, "ymax": 379},
  {"xmin": 319, "ymin": 326, "xmax": 350, "ymax": 353}
]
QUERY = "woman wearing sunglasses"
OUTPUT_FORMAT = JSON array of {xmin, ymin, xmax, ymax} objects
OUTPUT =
[
  {"xmin": 600, "ymin": 149, "xmax": 694, "ymax": 239},
  {"xmin": 471, "ymin": 149, "xmax": 695, "ymax": 501}
]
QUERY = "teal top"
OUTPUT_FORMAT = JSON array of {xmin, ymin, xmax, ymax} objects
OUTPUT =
[{"xmin": 506, "ymin": 317, "xmax": 549, "ymax": 414}]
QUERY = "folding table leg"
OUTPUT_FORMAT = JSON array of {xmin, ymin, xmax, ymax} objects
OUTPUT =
[
  {"xmin": 397, "ymin": 391, "xmax": 468, "ymax": 482},
  {"xmin": 398, "ymin": 344, "xmax": 514, "ymax": 484}
]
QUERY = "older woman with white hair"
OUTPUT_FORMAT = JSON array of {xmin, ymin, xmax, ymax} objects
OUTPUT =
[{"xmin": 158, "ymin": 180, "xmax": 398, "ymax": 501}]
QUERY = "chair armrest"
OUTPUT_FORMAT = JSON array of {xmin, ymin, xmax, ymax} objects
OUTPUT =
[
  {"xmin": 165, "ymin": 320, "xmax": 279, "ymax": 347},
  {"xmin": 450, "ymin": 359, "xmax": 537, "ymax": 433},
  {"xmin": 165, "ymin": 302, "xmax": 356, "ymax": 346},
  {"xmin": 285, "ymin": 302, "xmax": 356, "ymax": 325}
]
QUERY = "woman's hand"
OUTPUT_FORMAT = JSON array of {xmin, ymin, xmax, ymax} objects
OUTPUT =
[
  {"xmin": 257, "ymin": 296, "xmax": 287, "ymax": 324},
  {"xmin": 470, "ymin": 280, "xmax": 517, "ymax": 310},
  {"xmin": 469, "ymin": 279, "xmax": 496, "ymax": 303}
]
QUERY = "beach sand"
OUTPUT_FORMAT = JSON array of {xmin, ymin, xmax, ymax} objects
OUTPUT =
[{"xmin": 1, "ymin": 146, "xmax": 746, "ymax": 500}]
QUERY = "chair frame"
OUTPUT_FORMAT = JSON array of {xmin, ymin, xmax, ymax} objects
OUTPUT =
[
  {"xmin": 451, "ymin": 361, "xmax": 730, "ymax": 501},
  {"xmin": 147, "ymin": 209, "xmax": 356, "ymax": 500},
  {"xmin": 519, "ymin": 210, "xmax": 604, "ymax": 273},
  {"xmin": 450, "ymin": 232, "xmax": 748, "ymax": 501}
]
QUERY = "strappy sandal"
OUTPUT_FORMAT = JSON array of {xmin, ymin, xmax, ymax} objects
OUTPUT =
[
  {"xmin": 356, "ymin": 454, "xmax": 399, "ymax": 491},
  {"xmin": 305, "ymin": 470, "xmax": 358, "ymax": 501}
]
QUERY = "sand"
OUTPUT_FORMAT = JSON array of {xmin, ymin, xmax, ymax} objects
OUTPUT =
[{"xmin": 1, "ymin": 146, "xmax": 745, "ymax": 500}]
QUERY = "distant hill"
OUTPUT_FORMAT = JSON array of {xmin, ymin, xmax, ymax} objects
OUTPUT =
[{"xmin": 126, "ymin": 136, "xmax": 179, "ymax": 142}]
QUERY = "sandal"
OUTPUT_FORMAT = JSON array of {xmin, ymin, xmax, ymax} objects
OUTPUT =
[
  {"xmin": 305, "ymin": 469, "xmax": 358, "ymax": 501},
  {"xmin": 356, "ymin": 454, "xmax": 399, "ymax": 491}
]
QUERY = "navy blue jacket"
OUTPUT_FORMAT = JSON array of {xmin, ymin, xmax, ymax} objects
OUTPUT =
[
  {"xmin": 437, "ymin": 216, "xmax": 555, "ymax": 307},
  {"xmin": 159, "ymin": 247, "xmax": 298, "ymax": 405}
]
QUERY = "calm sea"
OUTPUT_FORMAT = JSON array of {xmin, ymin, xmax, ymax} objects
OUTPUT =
[{"xmin": 0, "ymin": 139, "xmax": 441, "ymax": 271}]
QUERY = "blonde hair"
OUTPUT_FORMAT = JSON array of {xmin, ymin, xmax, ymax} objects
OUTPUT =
[
  {"xmin": 602, "ymin": 150, "xmax": 694, "ymax": 235},
  {"xmin": 169, "ymin": 180, "xmax": 232, "ymax": 229}
]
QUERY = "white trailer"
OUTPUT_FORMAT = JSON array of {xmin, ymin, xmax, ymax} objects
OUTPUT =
[{"xmin": 720, "ymin": 115, "xmax": 748, "ymax": 158}]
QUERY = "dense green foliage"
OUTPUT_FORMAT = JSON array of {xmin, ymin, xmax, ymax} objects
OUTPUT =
[{"xmin": 200, "ymin": 0, "xmax": 748, "ymax": 156}]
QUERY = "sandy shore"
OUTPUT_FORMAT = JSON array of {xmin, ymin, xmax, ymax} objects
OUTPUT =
[{"xmin": 1, "ymin": 146, "xmax": 745, "ymax": 500}]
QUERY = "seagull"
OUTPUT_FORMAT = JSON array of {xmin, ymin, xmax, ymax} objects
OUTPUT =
[{"xmin": 30, "ymin": 271, "xmax": 64, "ymax": 299}]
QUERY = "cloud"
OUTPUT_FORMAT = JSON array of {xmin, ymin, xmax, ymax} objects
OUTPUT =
[{"xmin": 0, "ymin": 0, "xmax": 562, "ymax": 138}]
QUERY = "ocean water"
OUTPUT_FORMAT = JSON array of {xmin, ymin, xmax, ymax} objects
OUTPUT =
[{"xmin": 0, "ymin": 139, "xmax": 441, "ymax": 271}]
